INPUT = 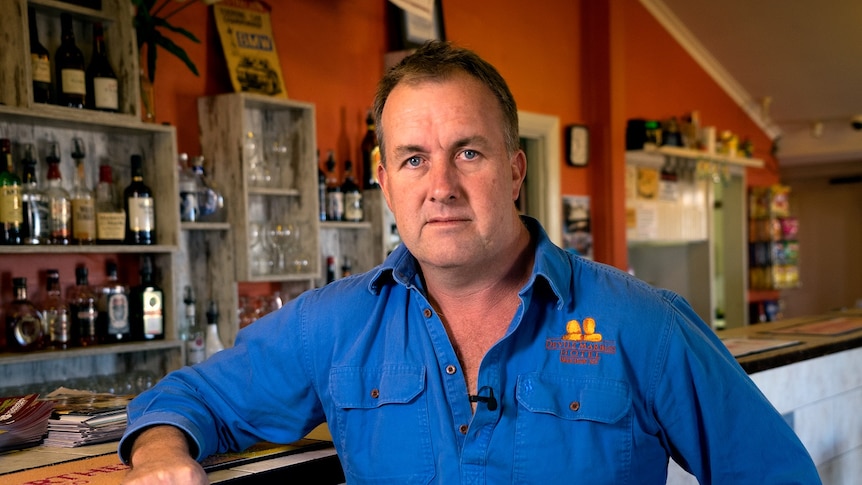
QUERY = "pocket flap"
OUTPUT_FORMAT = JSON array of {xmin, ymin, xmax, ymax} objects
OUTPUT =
[
  {"xmin": 331, "ymin": 365, "xmax": 425, "ymax": 409},
  {"xmin": 516, "ymin": 372, "xmax": 631, "ymax": 423}
]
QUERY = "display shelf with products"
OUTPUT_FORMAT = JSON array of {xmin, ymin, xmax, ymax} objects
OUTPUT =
[
  {"xmin": 2, "ymin": 0, "xmax": 140, "ymax": 117},
  {"xmin": 625, "ymin": 148, "xmax": 758, "ymax": 329}
]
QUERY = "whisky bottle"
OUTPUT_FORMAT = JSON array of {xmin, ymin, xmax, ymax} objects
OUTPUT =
[
  {"xmin": 28, "ymin": 7, "xmax": 51, "ymax": 104},
  {"xmin": 70, "ymin": 138, "xmax": 96, "ymax": 244},
  {"xmin": 97, "ymin": 260, "xmax": 130, "ymax": 343},
  {"xmin": 325, "ymin": 151, "xmax": 343, "ymax": 221},
  {"xmin": 361, "ymin": 110, "xmax": 381, "ymax": 189},
  {"xmin": 5, "ymin": 277, "xmax": 44, "ymax": 352},
  {"xmin": 95, "ymin": 164, "xmax": 125, "ymax": 244},
  {"xmin": 124, "ymin": 155, "xmax": 155, "ymax": 245},
  {"xmin": 0, "ymin": 138, "xmax": 24, "ymax": 245},
  {"xmin": 42, "ymin": 269, "xmax": 71, "ymax": 349},
  {"xmin": 326, "ymin": 256, "xmax": 336, "ymax": 284},
  {"xmin": 44, "ymin": 142, "xmax": 71, "ymax": 245},
  {"xmin": 67, "ymin": 265, "xmax": 98, "ymax": 347},
  {"xmin": 55, "ymin": 13, "xmax": 85, "ymax": 108},
  {"xmin": 20, "ymin": 143, "xmax": 48, "ymax": 245},
  {"xmin": 341, "ymin": 160, "xmax": 363, "ymax": 222},
  {"xmin": 129, "ymin": 255, "xmax": 164, "ymax": 341},
  {"xmin": 85, "ymin": 22, "xmax": 118, "ymax": 112}
]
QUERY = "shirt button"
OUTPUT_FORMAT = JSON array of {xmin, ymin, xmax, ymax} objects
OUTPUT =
[
  {"xmin": 371, "ymin": 389, "xmax": 380, "ymax": 398},
  {"xmin": 569, "ymin": 401, "xmax": 580, "ymax": 411},
  {"xmin": 459, "ymin": 424, "xmax": 469, "ymax": 434},
  {"xmin": 446, "ymin": 365, "xmax": 457, "ymax": 375},
  {"xmin": 423, "ymin": 308, "xmax": 432, "ymax": 318}
]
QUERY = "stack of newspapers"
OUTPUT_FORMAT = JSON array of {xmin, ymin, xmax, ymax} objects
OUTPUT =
[
  {"xmin": 0, "ymin": 394, "xmax": 55, "ymax": 452},
  {"xmin": 42, "ymin": 388, "xmax": 132, "ymax": 448}
]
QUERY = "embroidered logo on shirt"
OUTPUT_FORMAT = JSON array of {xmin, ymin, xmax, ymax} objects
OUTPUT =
[{"xmin": 545, "ymin": 317, "xmax": 616, "ymax": 364}]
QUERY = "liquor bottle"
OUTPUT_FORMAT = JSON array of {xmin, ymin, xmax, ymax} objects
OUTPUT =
[
  {"xmin": 42, "ymin": 269, "xmax": 71, "ymax": 349},
  {"xmin": 97, "ymin": 260, "xmax": 130, "ymax": 343},
  {"xmin": 204, "ymin": 300, "xmax": 225, "ymax": 360},
  {"xmin": 184, "ymin": 286, "xmax": 205, "ymax": 365},
  {"xmin": 318, "ymin": 159, "xmax": 327, "ymax": 222},
  {"xmin": 5, "ymin": 277, "xmax": 44, "ymax": 352},
  {"xmin": 55, "ymin": 13, "xmax": 86, "ymax": 109},
  {"xmin": 178, "ymin": 153, "xmax": 199, "ymax": 222},
  {"xmin": 70, "ymin": 138, "xmax": 95, "ymax": 244},
  {"xmin": 124, "ymin": 154, "xmax": 155, "ymax": 245},
  {"xmin": 28, "ymin": 7, "xmax": 51, "ymax": 104},
  {"xmin": 193, "ymin": 156, "xmax": 225, "ymax": 222},
  {"xmin": 129, "ymin": 255, "xmax": 164, "ymax": 340},
  {"xmin": 361, "ymin": 110, "xmax": 381, "ymax": 189},
  {"xmin": 67, "ymin": 265, "xmax": 98, "ymax": 347},
  {"xmin": 95, "ymin": 164, "xmax": 125, "ymax": 244},
  {"xmin": 341, "ymin": 160, "xmax": 363, "ymax": 222},
  {"xmin": 85, "ymin": 22, "xmax": 118, "ymax": 112},
  {"xmin": 44, "ymin": 142, "xmax": 71, "ymax": 245},
  {"xmin": 20, "ymin": 143, "xmax": 48, "ymax": 245},
  {"xmin": 0, "ymin": 138, "xmax": 24, "ymax": 245},
  {"xmin": 341, "ymin": 257, "xmax": 353, "ymax": 278},
  {"xmin": 326, "ymin": 256, "xmax": 336, "ymax": 284},
  {"xmin": 325, "ymin": 151, "xmax": 343, "ymax": 221}
]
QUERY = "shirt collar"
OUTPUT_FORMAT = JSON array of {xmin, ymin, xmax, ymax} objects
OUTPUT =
[{"xmin": 368, "ymin": 216, "xmax": 572, "ymax": 310}]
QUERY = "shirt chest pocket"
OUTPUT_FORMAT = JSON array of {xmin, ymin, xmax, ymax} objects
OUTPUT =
[
  {"xmin": 513, "ymin": 373, "xmax": 633, "ymax": 482},
  {"xmin": 330, "ymin": 365, "xmax": 434, "ymax": 484}
]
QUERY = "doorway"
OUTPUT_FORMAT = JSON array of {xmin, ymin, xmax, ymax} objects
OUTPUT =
[{"xmin": 518, "ymin": 111, "xmax": 562, "ymax": 246}]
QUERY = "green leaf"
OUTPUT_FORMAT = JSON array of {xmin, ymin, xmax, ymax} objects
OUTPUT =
[{"xmin": 153, "ymin": 30, "xmax": 199, "ymax": 77}]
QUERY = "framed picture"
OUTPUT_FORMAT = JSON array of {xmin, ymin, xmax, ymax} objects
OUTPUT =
[{"xmin": 386, "ymin": 0, "xmax": 446, "ymax": 51}]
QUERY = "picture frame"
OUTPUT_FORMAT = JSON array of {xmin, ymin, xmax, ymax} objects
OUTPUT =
[
  {"xmin": 386, "ymin": 0, "xmax": 446, "ymax": 51},
  {"xmin": 566, "ymin": 124, "xmax": 590, "ymax": 167}
]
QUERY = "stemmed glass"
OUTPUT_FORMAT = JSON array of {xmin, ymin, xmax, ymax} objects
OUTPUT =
[{"xmin": 268, "ymin": 222, "xmax": 295, "ymax": 273}]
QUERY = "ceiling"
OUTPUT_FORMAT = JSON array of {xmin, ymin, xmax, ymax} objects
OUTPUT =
[{"xmin": 643, "ymin": 0, "xmax": 862, "ymax": 167}]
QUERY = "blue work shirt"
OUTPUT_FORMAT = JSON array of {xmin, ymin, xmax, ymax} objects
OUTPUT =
[{"xmin": 120, "ymin": 218, "xmax": 820, "ymax": 484}]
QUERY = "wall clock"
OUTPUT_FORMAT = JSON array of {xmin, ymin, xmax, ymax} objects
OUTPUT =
[{"xmin": 566, "ymin": 124, "xmax": 590, "ymax": 167}]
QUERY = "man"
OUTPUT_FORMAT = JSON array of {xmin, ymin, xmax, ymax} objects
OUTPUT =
[{"xmin": 120, "ymin": 41, "xmax": 820, "ymax": 484}]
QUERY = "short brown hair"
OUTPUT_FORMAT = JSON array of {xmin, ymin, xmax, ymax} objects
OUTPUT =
[{"xmin": 372, "ymin": 41, "xmax": 520, "ymax": 165}]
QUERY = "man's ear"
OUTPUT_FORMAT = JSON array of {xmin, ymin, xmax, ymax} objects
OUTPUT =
[{"xmin": 512, "ymin": 150, "xmax": 527, "ymax": 201}]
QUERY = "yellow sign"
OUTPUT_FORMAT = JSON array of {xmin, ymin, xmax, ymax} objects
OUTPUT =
[{"xmin": 214, "ymin": 1, "xmax": 287, "ymax": 97}]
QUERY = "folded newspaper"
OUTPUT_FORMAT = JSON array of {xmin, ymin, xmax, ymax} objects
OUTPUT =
[
  {"xmin": 0, "ymin": 394, "xmax": 55, "ymax": 452},
  {"xmin": 41, "ymin": 388, "xmax": 133, "ymax": 448}
]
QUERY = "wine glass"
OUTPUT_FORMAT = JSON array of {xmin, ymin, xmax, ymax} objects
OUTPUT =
[{"xmin": 268, "ymin": 223, "xmax": 295, "ymax": 273}]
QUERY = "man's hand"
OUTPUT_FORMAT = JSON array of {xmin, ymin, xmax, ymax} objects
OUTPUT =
[{"xmin": 121, "ymin": 425, "xmax": 208, "ymax": 485}]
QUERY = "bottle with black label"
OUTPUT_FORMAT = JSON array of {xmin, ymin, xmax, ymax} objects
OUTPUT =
[
  {"xmin": 97, "ymin": 260, "xmax": 130, "ymax": 342},
  {"xmin": 184, "ymin": 285, "xmax": 205, "ymax": 365},
  {"xmin": 124, "ymin": 154, "xmax": 155, "ymax": 245},
  {"xmin": 67, "ymin": 266, "xmax": 98, "ymax": 347},
  {"xmin": 86, "ymin": 22, "xmax": 118, "ymax": 112},
  {"xmin": 129, "ymin": 255, "xmax": 164, "ymax": 341},
  {"xmin": 55, "ymin": 13, "xmax": 85, "ymax": 109},
  {"xmin": 325, "ymin": 151, "xmax": 343, "ymax": 221},
  {"xmin": 5, "ymin": 277, "xmax": 44, "ymax": 352},
  {"xmin": 361, "ymin": 110, "xmax": 381, "ymax": 189},
  {"xmin": 28, "ymin": 7, "xmax": 51, "ymax": 104}
]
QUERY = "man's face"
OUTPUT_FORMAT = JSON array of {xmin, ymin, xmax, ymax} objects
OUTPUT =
[{"xmin": 378, "ymin": 73, "xmax": 526, "ymax": 271}]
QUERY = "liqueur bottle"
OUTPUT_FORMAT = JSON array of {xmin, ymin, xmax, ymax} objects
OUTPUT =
[
  {"xmin": 44, "ymin": 142, "xmax": 71, "ymax": 245},
  {"xmin": 97, "ymin": 260, "xmax": 130, "ymax": 343},
  {"xmin": 324, "ymin": 151, "xmax": 343, "ymax": 221},
  {"xmin": 67, "ymin": 266, "xmax": 98, "ymax": 347},
  {"xmin": 184, "ymin": 286, "xmax": 205, "ymax": 365},
  {"xmin": 70, "ymin": 138, "xmax": 96, "ymax": 244},
  {"xmin": 95, "ymin": 164, "xmax": 125, "ymax": 244},
  {"xmin": 204, "ymin": 300, "xmax": 225, "ymax": 359},
  {"xmin": 5, "ymin": 277, "xmax": 44, "ymax": 352},
  {"xmin": 42, "ymin": 269, "xmax": 71, "ymax": 349},
  {"xmin": 129, "ymin": 255, "xmax": 164, "ymax": 341},
  {"xmin": 20, "ymin": 143, "xmax": 48, "ymax": 245},
  {"xmin": 55, "ymin": 13, "xmax": 86, "ymax": 108},
  {"xmin": 28, "ymin": 7, "xmax": 52, "ymax": 104},
  {"xmin": 0, "ymin": 138, "xmax": 23, "ymax": 245},
  {"xmin": 124, "ymin": 155, "xmax": 155, "ymax": 245},
  {"xmin": 360, "ymin": 110, "xmax": 381, "ymax": 189},
  {"xmin": 85, "ymin": 22, "xmax": 119, "ymax": 112},
  {"xmin": 341, "ymin": 160, "xmax": 363, "ymax": 222},
  {"xmin": 318, "ymin": 160, "xmax": 327, "ymax": 222},
  {"xmin": 325, "ymin": 256, "xmax": 336, "ymax": 284}
]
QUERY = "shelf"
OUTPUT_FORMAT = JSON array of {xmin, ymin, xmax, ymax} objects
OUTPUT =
[
  {"xmin": 0, "ymin": 340, "xmax": 183, "ymax": 365},
  {"xmin": 29, "ymin": 0, "xmax": 112, "ymax": 20},
  {"xmin": 248, "ymin": 187, "xmax": 301, "ymax": 197},
  {"xmin": 0, "ymin": 104, "xmax": 166, "ymax": 134},
  {"xmin": 631, "ymin": 145, "xmax": 764, "ymax": 169},
  {"xmin": 0, "ymin": 244, "xmax": 177, "ymax": 254},
  {"xmin": 181, "ymin": 222, "xmax": 232, "ymax": 231},
  {"xmin": 320, "ymin": 221, "xmax": 372, "ymax": 230}
]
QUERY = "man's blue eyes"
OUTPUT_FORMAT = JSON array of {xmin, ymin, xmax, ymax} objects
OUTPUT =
[
  {"xmin": 462, "ymin": 150, "xmax": 477, "ymax": 160},
  {"xmin": 407, "ymin": 156, "xmax": 422, "ymax": 167},
  {"xmin": 404, "ymin": 150, "xmax": 477, "ymax": 167}
]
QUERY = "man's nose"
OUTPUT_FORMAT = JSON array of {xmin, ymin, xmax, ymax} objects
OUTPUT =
[{"xmin": 428, "ymin": 159, "xmax": 459, "ymax": 202}]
